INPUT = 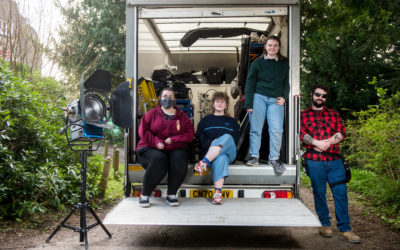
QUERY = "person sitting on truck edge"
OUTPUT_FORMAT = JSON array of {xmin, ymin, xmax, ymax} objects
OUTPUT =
[
  {"xmin": 136, "ymin": 87, "xmax": 195, "ymax": 208},
  {"xmin": 195, "ymin": 91, "xmax": 240, "ymax": 205},
  {"xmin": 300, "ymin": 85, "xmax": 361, "ymax": 243},
  {"xmin": 244, "ymin": 35, "xmax": 289, "ymax": 175}
]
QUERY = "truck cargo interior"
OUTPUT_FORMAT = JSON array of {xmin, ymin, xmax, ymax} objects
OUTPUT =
[
  {"xmin": 104, "ymin": 0, "xmax": 320, "ymax": 228},
  {"xmin": 136, "ymin": 7, "xmax": 289, "ymax": 162}
]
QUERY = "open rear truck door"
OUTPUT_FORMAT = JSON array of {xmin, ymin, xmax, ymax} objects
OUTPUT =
[{"xmin": 104, "ymin": 0, "xmax": 320, "ymax": 228}]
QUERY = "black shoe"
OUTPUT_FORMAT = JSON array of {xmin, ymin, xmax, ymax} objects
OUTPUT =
[
  {"xmin": 246, "ymin": 156, "xmax": 259, "ymax": 166},
  {"xmin": 139, "ymin": 196, "xmax": 150, "ymax": 208},
  {"xmin": 268, "ymin": 160, "xmax": 286, "ymax": 176},
  {"xmin": 166, "ymin": 196, "xmax": 180, "ymax": 207}
]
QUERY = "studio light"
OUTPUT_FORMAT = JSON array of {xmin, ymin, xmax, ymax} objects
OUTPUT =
[
  {"xmin": 60, "ymin": 69, "xmax": 132, "ymax": 143},
  {"xmin": 48, "ymin": 70, "xmax": 133, "ymax": 248}
]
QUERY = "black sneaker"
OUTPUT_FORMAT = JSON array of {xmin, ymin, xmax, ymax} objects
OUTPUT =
[
  {"xmin": 268, "ymin": 160, "xmax": 286, "ymax": 176},
  {"xmin": 246, "ymin": 156, "xmax": 259, "ymax": 166},
  {"xmin": 166, "ymin": 196, "xmax": 180, "ymax": 207},
  {"xmin": 139, "ymin": 196, "xmax": 150, "ymax": 208}
]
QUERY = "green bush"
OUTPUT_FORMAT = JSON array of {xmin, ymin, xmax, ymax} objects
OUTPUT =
[
  {"xmin": 344, "ymin": 84, "xmax": 400, "ymax": 228},
  {"xmin": 345, "ymin": 91, "xmax": 400, "ymax": 180},
  {"xmin": 103, "ymin": 124, "xmax": 124, "ymax": 146},
  {"xmin": 0, "ymin": 61, "xmax": 103, "ymax": 221}
]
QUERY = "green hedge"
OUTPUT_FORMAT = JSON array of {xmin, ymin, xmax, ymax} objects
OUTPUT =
[
  {"xmin": 345, "ymin": 94, "xmax": 400, "ymax": 180},
  {"xmin": 344, "ymin": 86, "xmax": 400, "ymax": 229},
  {"xmin": 0, "ymin": 61, "xmax": 102, "ymax": 221}
]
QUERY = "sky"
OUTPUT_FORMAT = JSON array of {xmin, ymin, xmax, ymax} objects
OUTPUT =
[
  {"xmin": 17, "ymin": 0, "xmax": 68, "ymax": 79},
  {"xmin": 18, "ymin": 0, "xmax": 65, "ymax": 42}
]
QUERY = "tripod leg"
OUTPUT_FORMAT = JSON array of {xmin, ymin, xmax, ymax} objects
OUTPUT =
[
  {"xmin": 80, "ymin": 205, "xmax": 84, "ymax": 242},
  {"xmin": 79, "ymin": 150, "xmax": 89, "ymax": 249},
  {"xmin": 87, "ymin": 205, "xmax": 112, "ymax": 238},
  {"xmin": 46, "ymin": 205, "xmax": 78, "ymax": 243},
  {"xmin": 80, "ymin": 205, "xmax": 89, "ymax": 249}
]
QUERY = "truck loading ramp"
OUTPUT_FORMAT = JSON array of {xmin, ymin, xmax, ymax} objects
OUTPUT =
[{"xmin": 104, "ymin": 198, "xmax": 321, "ymax": 227}]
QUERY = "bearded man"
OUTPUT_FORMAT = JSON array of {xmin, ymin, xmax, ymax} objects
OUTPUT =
[{"xmin": 300, "ymin": 85, "xmax": 360, "ymax": 243}]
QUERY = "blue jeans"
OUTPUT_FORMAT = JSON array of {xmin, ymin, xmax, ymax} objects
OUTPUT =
[
  {"xmin": 306, "ymin": 159, "xmax": 351, "ymax": 232},
  {"xmin": 209, "ymin": 134, "xmax": 236, "ymax": 183},
  {"xmin": 249, "ymin": 93, "xmax": 284, "ymax": 160}
]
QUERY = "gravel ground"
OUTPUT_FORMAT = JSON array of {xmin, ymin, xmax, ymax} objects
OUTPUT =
[
  {"xmin": 1, "ymin": 188, "xmax": 399, "ymax": 249},
  {"xmin": 1, "ymin": 145, "xmax": 399, "ymax": 249}
]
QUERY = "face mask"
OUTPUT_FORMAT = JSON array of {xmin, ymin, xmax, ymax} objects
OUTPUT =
[{"xmin": 160, "ymin": 98, "xmax": 174, "ymax": 109}]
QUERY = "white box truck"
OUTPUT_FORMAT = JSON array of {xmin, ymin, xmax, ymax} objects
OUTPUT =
[{"xmin": 104, "ymin": 0, "xmax": 320, "ymax": 227}]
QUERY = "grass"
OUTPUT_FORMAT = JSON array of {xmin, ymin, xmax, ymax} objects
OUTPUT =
[
  {"xmin": 348, "ymin": 169, "xmax": 400, "ymax": 230},
  {"xmin": 300, "ymin": 170, "xmax": 311, "ymax": 188}
]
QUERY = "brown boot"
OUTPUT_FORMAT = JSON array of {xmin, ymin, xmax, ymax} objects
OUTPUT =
[
  {"xmin": 319, "ymin": 226, "xmax": 333, "ymax": 237},
  {"xmin": 340, "ymin": 231, "xmax": 361, "ymax": 243}
]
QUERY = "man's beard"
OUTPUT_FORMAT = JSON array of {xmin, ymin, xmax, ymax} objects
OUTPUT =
[{"xmin": 313, "ymin": 100, "xmax": 324, "ymax": 108}]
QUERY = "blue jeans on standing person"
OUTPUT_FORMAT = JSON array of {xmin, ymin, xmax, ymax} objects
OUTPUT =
[
  {"xmin": 306, "ymin": 159, "xmax": 352, "ymax": 232},
  {"xmin": 209, "ymin": 134, "xmax": 236, "ymax": 182},
  {"xmin": 249, "ymin": 93, "xmax": 284, "ymax": 160}
]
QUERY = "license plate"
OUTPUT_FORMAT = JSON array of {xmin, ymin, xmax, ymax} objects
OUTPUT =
[
  {"xmin": 190, "ymin": 189, "xmax": 233, "ymax": 198},
  {"xmin": 129, "ymin": 165, "xmax": 143, "ymax": 171}
]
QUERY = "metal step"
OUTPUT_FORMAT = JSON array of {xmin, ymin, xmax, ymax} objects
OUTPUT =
[
  {"xmin": 128, "ymin": 162, "xmax": 296, "ymax": 185},
  {"xmin": 103, "ymin": 197, "xmax": 321, "ymax": 227}
]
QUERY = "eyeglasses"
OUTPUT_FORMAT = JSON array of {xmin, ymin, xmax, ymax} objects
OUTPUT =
[{"xmin": 314, "ymin": 92, "xmax": 327, "ymax": 98}]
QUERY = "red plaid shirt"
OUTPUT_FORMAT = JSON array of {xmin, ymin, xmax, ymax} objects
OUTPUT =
[{"xmin": 300, "ymin": 106, "xmax": 346, "ymax": 161}]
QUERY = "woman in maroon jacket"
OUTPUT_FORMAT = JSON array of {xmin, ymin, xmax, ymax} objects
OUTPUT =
[{"xmin": 137, "ymin": 88, "xmax": 195, "ymax": 208}]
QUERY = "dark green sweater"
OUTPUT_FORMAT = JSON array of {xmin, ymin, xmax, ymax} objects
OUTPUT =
[{"xmin": 244, "ymin": 57, "xmax": 289, "ymax": 109}]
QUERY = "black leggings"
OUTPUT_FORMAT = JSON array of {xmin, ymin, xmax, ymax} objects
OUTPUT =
[{"xmin": 137, "ymin": 147, "xmax": 188, "ymax": 196}]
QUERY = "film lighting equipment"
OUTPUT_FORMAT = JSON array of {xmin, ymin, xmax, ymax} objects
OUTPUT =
[{"xmin": 46, "ymin": 70, "xmax": 133, "ymax": 249}]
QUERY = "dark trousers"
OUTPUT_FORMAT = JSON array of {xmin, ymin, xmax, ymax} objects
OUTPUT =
[{"xmin": 137, "ymin": 147, "xmax": 188, "ymax": 196}]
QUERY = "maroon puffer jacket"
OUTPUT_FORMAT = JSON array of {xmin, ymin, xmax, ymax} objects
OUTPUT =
[{"xmin": 137, "ymin": 105, "xmax": 194, "ymax": 151}]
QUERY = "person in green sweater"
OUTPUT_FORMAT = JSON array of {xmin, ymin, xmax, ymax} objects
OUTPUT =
[{"xmin": 244, "ymin": 35, "xmax": 289, "ymax": 175}]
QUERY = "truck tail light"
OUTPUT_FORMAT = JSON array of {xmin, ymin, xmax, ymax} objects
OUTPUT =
[
  {"xmin": 132, "ymin": 190, "xmax": 162, "ymax": 197},
  {"xmin": 263, "ymin": 191, "xmax": 293, "ymax": 199}
]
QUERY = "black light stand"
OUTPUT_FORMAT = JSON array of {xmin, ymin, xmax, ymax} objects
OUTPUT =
[
  {"xmin": 46, "ymin": 69, "xmax": 133, "ymax": 249},
  {"xmin": 46, "ymin": 127, "xmax": 112, "ymax": 249}
]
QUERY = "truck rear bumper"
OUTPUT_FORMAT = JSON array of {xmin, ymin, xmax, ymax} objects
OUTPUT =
[{"xmin": 128, "ymin": 163, "xmax": 297, "ymax": 185}]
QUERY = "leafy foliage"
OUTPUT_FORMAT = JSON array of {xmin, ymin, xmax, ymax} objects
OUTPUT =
[
  {"xmin": 345, "ymin": 88, "xmax": 400, "ymax": 180},
  {"xmin": 0, "ymin": 61, "xmax": 102, "ymax": 221},
  {"xmin": 301, "ymin": 0, "xmax": 400, "ymax": 117},
  {"xmin": 103, "ymin": 125, "xmax": 124, "ymax": 146},
  {"xmin": 55, "ymin": 0, "xmax": 126, "ymax": 87},
  {"xmin": 343, "ymin": 84, "xmax": 400, "ymax": 228}
]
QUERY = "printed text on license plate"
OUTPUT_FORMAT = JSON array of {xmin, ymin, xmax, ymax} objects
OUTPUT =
[{"xmin": 190, "ymin": 189, "xmax": 233, "ymax": 198}]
